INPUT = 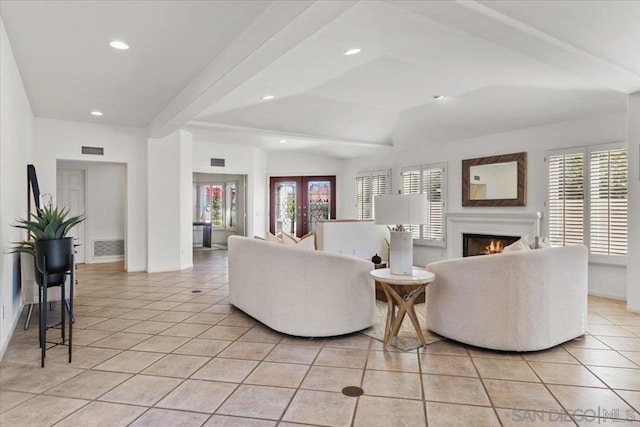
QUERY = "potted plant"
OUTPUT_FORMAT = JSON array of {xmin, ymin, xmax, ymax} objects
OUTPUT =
[{"xmin": 11, "ymin": 195, "xmax": 85, "ymax": 285}]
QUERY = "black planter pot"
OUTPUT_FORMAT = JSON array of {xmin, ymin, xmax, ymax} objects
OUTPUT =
[
  {"xmin": 35, "ymin": 238, "xmax": 74, "ymax": 276},
  {"xmin": 32, "ymin": 257, "xmax": 65, "ymax": 287}
]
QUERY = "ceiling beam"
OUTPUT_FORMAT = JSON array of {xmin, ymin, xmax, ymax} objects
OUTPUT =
[
  {"xmin": 186, "ymin": 120, "xmax": 393, "ymax": 148},
  {"xmin": 148, "ymin": 0, "xmax": 357, "ymax": 138}
]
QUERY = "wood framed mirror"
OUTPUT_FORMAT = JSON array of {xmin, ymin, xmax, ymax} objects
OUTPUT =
[{"xmin": 462, "ymin": 152, "xmax": 527, "ymax": 207}]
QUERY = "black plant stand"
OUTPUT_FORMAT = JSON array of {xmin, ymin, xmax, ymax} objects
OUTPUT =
[{"xmin": 38, "ymin": 254, "xmax": 73, "ymax": 368}]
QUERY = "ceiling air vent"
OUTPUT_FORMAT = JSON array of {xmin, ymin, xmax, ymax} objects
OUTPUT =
[
  {"xmin": 211, "ymin": 158, "xmax": 225, "ymax": 167},
  {"xmin": 82, "ymin": 146, "xmax": 104, "ymax": 156}
]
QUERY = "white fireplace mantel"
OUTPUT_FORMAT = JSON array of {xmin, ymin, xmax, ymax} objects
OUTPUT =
[{"xmin": 446, "ymin": 212, "xmax": 543, "ymax": 258}]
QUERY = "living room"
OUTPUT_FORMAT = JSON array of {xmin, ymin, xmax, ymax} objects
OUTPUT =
[{"xmin": 1, "ymin": 1, "xmax": 639, "ymax": 425}]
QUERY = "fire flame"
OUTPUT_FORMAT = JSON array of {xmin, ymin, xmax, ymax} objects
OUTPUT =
[{"xmin": 482, "ymin": 240, "xmax": 505, "ymax": 255}]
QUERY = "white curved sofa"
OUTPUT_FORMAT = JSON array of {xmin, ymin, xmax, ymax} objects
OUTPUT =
[
  {"xmin": 228, "ymin": 236, "xmax": 375, "ymax": 337},
  {"xmin": 426, "ymin": 245, "xmax": 588, "ymax": 351}
]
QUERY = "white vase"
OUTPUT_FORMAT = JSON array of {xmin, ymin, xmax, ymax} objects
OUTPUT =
[{"xmin": 389, "ymin": 230, "xmax": 413, "ymax": 275}]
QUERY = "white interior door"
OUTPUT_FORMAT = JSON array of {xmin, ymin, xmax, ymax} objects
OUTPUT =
[{"xmin": 57, "ymin": 169, "xmax": 86, "ymax": 263}]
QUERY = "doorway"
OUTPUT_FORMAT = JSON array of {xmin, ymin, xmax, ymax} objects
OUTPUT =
[
  {"xmin": 269, "ymin": 176, "xmax": 336, "ymax": 238},
  {"xmin": 193, "ymin": 173, "xmax": 247, "ymax": 250},
  {"xmin": 57, "ymin": 161, "xmax": 126, "ymax": 265}
]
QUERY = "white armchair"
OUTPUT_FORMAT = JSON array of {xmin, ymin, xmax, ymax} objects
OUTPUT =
[
  {"xmin": 228, "ymin": 236, "xmax": 375, "ymax": 337},
  {"xmin": 426, "ymin": 245, "xmax": 588, "ymax": 351}
]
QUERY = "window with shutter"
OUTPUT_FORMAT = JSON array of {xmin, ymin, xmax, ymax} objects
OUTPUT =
[
  {"xmin": 547, "ymin": 150, "xmax": 585, "ymax": 246},
  {"xmin": 589, "ymin": 147, "xmax": 628, "ymax": 256},
  {"xmin": 547, "ymin": 143, "xmax": 627, "ymax": 261},
  {"xmin": 356, "ymin": 170, "xmax": 389, "ymax": 220},
  {"xmin": 401, "ymin": 163, "xmax": 446, "ymax": 244},
  {"xmin": 401, "ymin": 168, "xmax": 421, "ymax": 239}
]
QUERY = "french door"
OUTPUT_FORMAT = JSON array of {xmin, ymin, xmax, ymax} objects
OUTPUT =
[{"xmin": 269, "ymin": 176, "xmax": 336, "ymax": 238}]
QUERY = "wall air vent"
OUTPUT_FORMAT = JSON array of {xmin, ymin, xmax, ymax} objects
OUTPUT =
[
  {"xmin": 93, "ymin": 239, "xmax": 124, "ymax": 257},
  {"xmin": 82, "ymin": 146, "xmax": 104, "ymax": 156},
  {"xmin": 211, "ymin": 158, "xmax": 225, "ymax": 167}
]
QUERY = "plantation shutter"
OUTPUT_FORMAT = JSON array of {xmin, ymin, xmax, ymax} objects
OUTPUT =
[
  {"xmin": 423, "ymin": 166, "xmax": 444, "ymax": 241},
  {"xmin": 401, "ymin": 168, "xmax": 421, "ymax": 239},
  {"xmin": 356, "ymin": 170, "xmax": 389, "ymax": 220},
  {"xmin": 401, "ymin": 165, "xmax": 445, "ymax": 241},
  {"xmin": 589, "ymin": 147, "xmax": 628, "ymax": 255},
  {"xmin": 356, "ymin": 175, "xmax": 372, "ymax": 220},
  {"xmin": 547, "ymin": 151, "xmax": 585, "ymax": 246}
]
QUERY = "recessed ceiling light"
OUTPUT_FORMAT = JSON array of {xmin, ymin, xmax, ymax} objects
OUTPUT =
[
  {"xmin": 90, "ymin": 111, "xmax": 103, "ymax": 116},
  {"xmin": 262, "ymin": 95, "xmax": 275, "ymax": 101},
  {"xmin": 344, "ymin": 48, "xmax": 361, "ymax": 56},
  {"xmin": 109, "ymin": 40, "xmax": 129, "ymax": 50},
  {"xmin": 280, "ymin": 139, "xmax": 287, "ymax": 144},
  {"xmin": 433, "ymin": 95, "xmax": 444, "ymax": 100}
]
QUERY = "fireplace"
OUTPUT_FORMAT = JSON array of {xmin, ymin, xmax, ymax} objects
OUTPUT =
[{"xmin": 463, "ymin": 233, "xmax": 520, "ymax": 257}]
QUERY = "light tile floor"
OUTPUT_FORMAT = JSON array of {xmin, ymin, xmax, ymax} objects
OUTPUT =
[{"xmin": 1, "ymin": 250, "xmax": 639, "ymax": 426}]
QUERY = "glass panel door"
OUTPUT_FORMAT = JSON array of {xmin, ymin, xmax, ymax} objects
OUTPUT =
[
  {"xmin": 273, "ymin": 179, "xmax": 299, "ymax": 236},
  {"xmin": 306, "ymin": 180, "xmax": 332, "ymax": 233},
  {"xmin": 270, "ymin": 176, "xmax": 336, "ymax": 237}
]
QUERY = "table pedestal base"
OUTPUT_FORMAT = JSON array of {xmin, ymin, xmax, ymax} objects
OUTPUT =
[{"xmin": 380, "ymin": 282, "xmax": 428, "ymax": 350}]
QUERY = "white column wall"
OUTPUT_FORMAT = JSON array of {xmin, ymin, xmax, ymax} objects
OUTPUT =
[
  {"xmin": 0, "ymin": 20, "xmax": 34, "ymax": 356},
  {"xmin": 627, "ymin": 92, "xmax": 640, "ymax": 311},
  {"xmin": 147, "ymin": 130, "xmax": 193, "ymax": 272},
  {"xmin": 179, "ymin": 131, "xmax": 193, "ymax": 269},
  {"xmin": 252, "ymin": 148, "xmax": 268, "ymax": 238}
]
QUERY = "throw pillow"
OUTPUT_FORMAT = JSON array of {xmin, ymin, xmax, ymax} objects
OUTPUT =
[
  {"xmin": 282, "ymin": 232, "xmax": 317, "ymax": 250},
  {"xmin": 503, "ymin": 236, "xmax": 531, "ymax": 252},
  {"xmin": 297, "ymin": 232, "xmax": 317, "ymax": 250},
  {"xmin": 266, "ymin": 232, "xmax": 282, "ymax": 243},
  {"xmin": 529, "ymin": 235, "xmax": 551, "ymax": 249},
  {"xmin": 281, "ymin": 232, "xmax": 299, "ymax": 245},
  {"xmin": 537, "ymin": 235, "xmax": 551, "ymax": 249}
]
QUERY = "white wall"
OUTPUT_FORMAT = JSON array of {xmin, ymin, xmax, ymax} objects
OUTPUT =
[
  {"xmin": 341, "ymin": 112, "xmax": 628, "ymax": 298},
  {"xmin": 266, "ymin": 151, "xmax": 342, "ymax": 176},
  {"xmin": 58, "ymin": 161, "xmax": 126, "ymax": 264},
  {"xmin": 147, "ymin": 130, "xmax": 193, "ymax": 272},
  {"xmin": 627, "ymin": 92, "xmax": 640, "ymax": 311},
  {"xmin": 32, "ymin": 118, "xmax": 147, "ymax": 271},
  {"xmin": 0, "ymin": 20, "xmax": 34, "ymax": 356}
]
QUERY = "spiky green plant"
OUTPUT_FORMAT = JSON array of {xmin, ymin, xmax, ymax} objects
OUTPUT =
[{"xmin": 10, "ymin": 196, "xmax": 85, "ymax": 254}]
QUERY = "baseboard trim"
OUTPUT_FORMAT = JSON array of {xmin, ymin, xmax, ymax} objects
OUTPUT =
[
  {"xmin": 587, "ymin": 290, "xmax": 626, "ymax": 301},
  {"xmin": 0, "ymin": 303, "xmax": 24, "ymax": 361},
  {"xmin": 88, "ymin": 256, "xmax": 125, "ymax": 264},
  {"xmin": 626, "ymin": 304, "xmax": 640, "ymax": 313}
]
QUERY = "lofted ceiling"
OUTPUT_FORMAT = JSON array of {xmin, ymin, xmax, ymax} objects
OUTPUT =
[{"xmin": 1, "ymin": 0, "xmax": 639, "ymax": 158}]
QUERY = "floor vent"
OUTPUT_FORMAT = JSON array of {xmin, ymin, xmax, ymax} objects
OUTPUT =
[
  {"xmin": 341, "ymin": 386, "xmax": 364, "ymax": 397},
  {"xmin": 93, "ymin": 239, "xmax": 124, "ymax": 257},
  {"xmin": 82, "ymin": 146, "xmax": 104, "ymax": 155}
]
